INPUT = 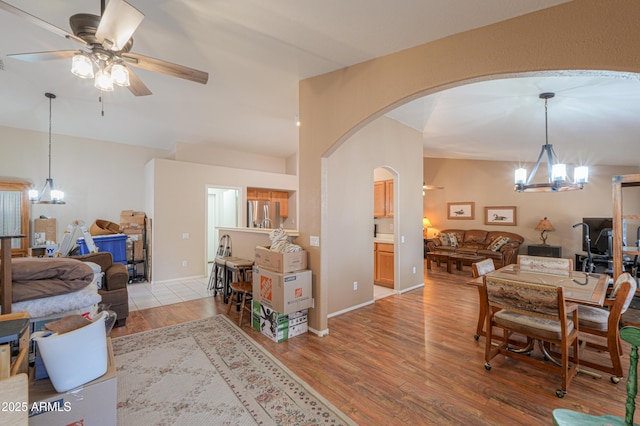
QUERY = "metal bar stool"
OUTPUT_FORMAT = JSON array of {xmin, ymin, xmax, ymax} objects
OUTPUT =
[
  {"xmin": 227, "ymin": 281, "xmax": 253, "ymax": 326},
  {"xmin": 208, "ymin": 234, "xmax": 232, "ymax": 293},
  {"xmin": 224, "ymin": 258, "xmax": 254, "ymax": 304}
]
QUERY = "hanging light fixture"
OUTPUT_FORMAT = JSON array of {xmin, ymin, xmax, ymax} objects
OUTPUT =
[
  {"xmin": 70, "ymin": 49, "xmax": 130, "ymax": 92},
  {"xmin": 29, "ymin": 93, "xmax": 65, "ymax": 204},
  {"xmin": 514, "ymin": 92, "xmax": 588, "ymax": 193}
]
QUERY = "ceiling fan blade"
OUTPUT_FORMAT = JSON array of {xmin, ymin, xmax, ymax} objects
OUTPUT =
[
  {"xmin": 8, "ymin": 50, "xmax": 78, "ymax": 62},
  {"xmin": 95, "ymin": 0, "xmax": 144, "ymax": 51},
  {"xmin": 0, "ymin": 1, "xmax": 87, "ymax": 46},
  {"xmin": 122, "ymin": 52, "xmax": 209, "ymax": 85},
  {"xmin": 127, "ymin": 67, "xmax": 152, "ymax": 96}
]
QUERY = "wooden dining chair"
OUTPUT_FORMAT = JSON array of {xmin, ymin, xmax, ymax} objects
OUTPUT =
[
  {"xmin": 552, "ymin": 325, "xmax": 640, "ymax": 425},
  {"xmin": 472, "ymin": 259, "xmax": 495, "ymax": 340},
  {"xmin": 517, "ymin": 255, "xmax": 573, "ymax": 273},
  {"xmin": 575, "ymin": 272, "xmax": 637, "ymax": 382},
  {"xmin": 227, "ymin": 281, "xmax": 253, "ymax": 327},
  {"xmin": 484, "ymin": 276, "xmax": 580, "ymax": 398}
]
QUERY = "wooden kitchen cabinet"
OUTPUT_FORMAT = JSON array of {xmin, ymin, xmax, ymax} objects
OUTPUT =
[
  {"xmin": 374, "ymin": 242, "xmax": 394, "ymax": 288},
  {"xmin": 247, "ymin": 188, "xmax": 271, "ymax": 201},
  {"xmin": 247, "ymin": 188, "xmax": 289, "ymax": 218},
  {"xmin": 270, "ymin": 191, "xmax": 289, "ymax": 218},
  {"xmin": 374, "ymin": 180, "xmax": 393, "ymax": 218}
]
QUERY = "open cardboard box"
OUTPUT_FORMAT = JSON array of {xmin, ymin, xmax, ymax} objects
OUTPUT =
[{"xmin": 28, "ymin": 338, "xmax": 116, "ymax": 426}]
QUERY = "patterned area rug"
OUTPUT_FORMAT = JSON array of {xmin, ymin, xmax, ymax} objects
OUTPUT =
[{"xmin": 112, "ymin": 315, "xmax": 354, "ymax": 425}]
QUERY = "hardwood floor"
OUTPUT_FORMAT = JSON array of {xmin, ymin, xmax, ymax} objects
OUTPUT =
[{"xmin": 111, "ymin": 262, "xmax": 632, "ymax": 425}]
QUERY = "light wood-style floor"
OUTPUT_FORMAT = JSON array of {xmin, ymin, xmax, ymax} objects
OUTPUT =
[{"xmin": 111, "ymin": 262, "xmax": 632, "ymax": 425}]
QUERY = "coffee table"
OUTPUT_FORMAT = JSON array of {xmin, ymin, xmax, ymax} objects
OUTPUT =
[
  {"xmin": 426, "ymin": 251, "xmax": 455, "ymax": 273},
  {"xmin": 448, "ymin": 253, "xmax": 486, "ymax": 275}
]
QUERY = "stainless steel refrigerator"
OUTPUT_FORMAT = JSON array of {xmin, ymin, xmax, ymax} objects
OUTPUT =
[{"xmin": 247, "ymin": 200, "xmax": 281, "ymax": 228}]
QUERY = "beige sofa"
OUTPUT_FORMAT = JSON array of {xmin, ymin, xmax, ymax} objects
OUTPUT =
[{"xmin": 426, "ymin": 229, "xmax": 524, "ymax": 268}]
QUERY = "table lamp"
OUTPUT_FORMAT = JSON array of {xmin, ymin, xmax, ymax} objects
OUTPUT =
[
  {"xmin": 423, "ymin": 217, "xmax": 432, "ymax": 238},
  {"xmin": 535, "ymin": 217, "xmax": 555, "ymax": 245}
]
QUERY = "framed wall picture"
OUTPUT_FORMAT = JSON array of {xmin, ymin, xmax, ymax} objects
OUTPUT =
[
  {"xmin": 447, "ymin": 202, "xmax": 475, "ymax": 220},
  {"xmin": 485, "ymin": 206, "xmax": 517, "ymax": 226}
]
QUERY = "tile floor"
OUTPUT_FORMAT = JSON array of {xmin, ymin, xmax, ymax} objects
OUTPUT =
[
  {"xmin": 127, "ymin": 269, "xmax": 397, "ymax": 311},
  {"xmin": 127, "ymin": 275, "xmax": 214, "ymax": 311}
]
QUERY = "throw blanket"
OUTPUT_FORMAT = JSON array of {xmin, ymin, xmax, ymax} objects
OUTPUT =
[{"xmin": 2, "ymin": 258, "xmax": 94, "ymax": 303}]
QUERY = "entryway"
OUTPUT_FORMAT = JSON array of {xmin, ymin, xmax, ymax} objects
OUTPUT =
[{"xmin": 207, "ymin": 187, "xmax": 240, "ymax": 263}]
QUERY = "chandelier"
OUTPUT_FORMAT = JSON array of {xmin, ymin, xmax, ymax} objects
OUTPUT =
[
  {"xmin": 29, "ymin": 93, "xmax": 65, "ymax": 204},
  {"xmin": 514, "ymin": 93, "xmax": 588, "ymax": 193},
  {"xmin": 71, "ymin": 50, "xmax": 130, "ymax": 92}
]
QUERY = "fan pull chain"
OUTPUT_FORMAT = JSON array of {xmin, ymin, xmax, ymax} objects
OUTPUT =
[{"xmin": 99, "ymin": 95, "xmax": 105, "ymax": 117}]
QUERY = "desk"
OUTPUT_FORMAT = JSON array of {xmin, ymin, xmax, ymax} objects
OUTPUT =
[{"xmin": 467, "ymin": 264, "xmax": 608, "ymax": 339}]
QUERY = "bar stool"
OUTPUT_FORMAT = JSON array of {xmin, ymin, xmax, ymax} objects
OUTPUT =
[
  {"xmin": 227, "ymin": 281, "xmax": 253, "ymax": 326},
  {"xmin": 208, "ymin": 234, "xmax": 231, "ymax": 294},
  {"xmin": 224, "ymin": 258, "xmax": 254, "ymax": 304}
]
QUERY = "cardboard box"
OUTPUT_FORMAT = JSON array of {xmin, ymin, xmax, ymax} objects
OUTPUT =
[
  {"xmin": 120, "ymin": 210, "xmax": 146, "ymax": 232},
  {"xmin": 126, "ymin": 232, "xmax": 145, "ymax": 261},
  {"xmin": 251, "ymin": 301, "xmax": 308, "ymax": 342},
  {"xmin": 252, "ymin": 267, "xmax": 312, "ymax": 314},
  {"xmin": 28, "ymin": 338, "xmax": 116, "ymax": 426},
  {"xmin": 255, "ymin": 246, "xmax": 307, "ymax": 273},
  {"xmin": 34, "ymin": 218, "xmax": 56, "ymax": 244}
]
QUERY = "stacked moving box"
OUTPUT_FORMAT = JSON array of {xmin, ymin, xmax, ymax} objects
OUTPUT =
[
  {"xmin": 252, "ymin": 246, "xmax": 312, "ymax": 342},
  {"xmin": 119, "ymin": 211, "xmax": 152, "ymax": 282}
]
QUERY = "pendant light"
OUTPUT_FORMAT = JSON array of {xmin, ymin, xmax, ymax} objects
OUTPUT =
[
  {"xmin": 29, "ymin": 93, "xmax": 65, "ymax": 204},
  {"xmin": 514, "ymin": 93, "xmax": 588, "ymax": 193}
]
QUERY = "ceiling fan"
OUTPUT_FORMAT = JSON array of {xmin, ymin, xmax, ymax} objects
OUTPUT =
[{"xmin": 0, "ymin": 0, "xmax": 209, "ymax": 96}]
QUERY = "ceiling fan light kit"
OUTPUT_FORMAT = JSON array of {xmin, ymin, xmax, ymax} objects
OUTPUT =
[
  {"xmin": 1, "ymin": 0, "xmax": 209, "ymax": 96},
  {"xmin": 514, "ymin": 92, "xmax": 589, "ymax": 193}
]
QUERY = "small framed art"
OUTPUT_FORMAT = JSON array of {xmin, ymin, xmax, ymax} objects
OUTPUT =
[
  {"xmin": 485, "ymin": 206, "xmax": 517, "ymax": 226},
  {"xmin": 447, "ymin": 202, "xmax": 475, "ymax": 220}
]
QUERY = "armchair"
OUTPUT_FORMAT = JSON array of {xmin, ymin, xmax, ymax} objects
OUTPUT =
[{"xmin": 71, "ymin": 252, "xmax": 129, "ymax": 327}]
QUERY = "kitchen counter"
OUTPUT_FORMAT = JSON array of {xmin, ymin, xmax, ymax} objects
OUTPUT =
[
  {"xmin": 217, "ymin": 227, "xmax": 300, "ymax": 237},
  {"xmin": 374, "ymin": 238, "xmax": 394, "ymax": 244},
  {"xmin": 215, "ymin": 227, "xmax": 300, "ymax": 260}
]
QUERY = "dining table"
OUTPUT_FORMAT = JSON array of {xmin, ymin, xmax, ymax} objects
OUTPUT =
[
  {"xmin": 467, "ymin": 263, "xmax": 610, "ymax": 378},
  {"xmin": 467, "ymin": 263, "xmax": 610, "ymax": 339}
]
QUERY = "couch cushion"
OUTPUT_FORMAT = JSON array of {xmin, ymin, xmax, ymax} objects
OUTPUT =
[
  {"xmin": 440, "ymin": 233, "xmax": 451, "ymax": 246},
  {"xmin": 448, "ymin": 233, "xmax": 459, "ymax": 247},
  {"xmin": 463, "ymin": 230, "xmax": 488, "ymax": 245},
  {"xmin": 488, "ymin": 236, "xmax": 510, "ymax": 251}
]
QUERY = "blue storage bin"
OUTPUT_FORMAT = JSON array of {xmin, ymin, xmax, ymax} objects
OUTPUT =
[{"xmin": 77, "ymin": 234, "xmax": 127, "ymax": 264}]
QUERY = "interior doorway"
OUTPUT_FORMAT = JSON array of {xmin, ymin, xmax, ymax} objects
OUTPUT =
[
  {"xmin": 207, "ymin": 187, "xmax": 240, "ymax": 263},
  {"xmin": 373, "ymin": 167, "xmax": 397, "ymax": 300}
]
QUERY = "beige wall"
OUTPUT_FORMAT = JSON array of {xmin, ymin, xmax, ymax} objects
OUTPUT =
[
  {"xmin": 0, "ymin": 125, "xmax": 166, "ymax": 244},
  {"xmin": 326, "ymin": 116, "xmax": 424, "ymax": 317},
  {"xmin": 174, "ymin": 141, "xmax": 294, "ymax": 175},
  {"xmin": 148, "ymin": 158, "xmax": 298, "ymax": 281},
  {"xmin": 423, "ymin": 158, "xmax": 640, "ymax": 256},
  {"xmin": 299, "ymin": 0, "xmax": 640, "ymax": 333}
]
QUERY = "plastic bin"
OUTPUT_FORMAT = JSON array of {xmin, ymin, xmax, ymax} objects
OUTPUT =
[
  {"xmin": 31, "ymin": 312, "xmax": 108, "ymax": 392},
  {"xmin": 77, "ymin": 234, "xmax": 127, "ymax": 264}
]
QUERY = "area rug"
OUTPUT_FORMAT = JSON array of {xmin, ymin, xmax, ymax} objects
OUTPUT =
[{"xmin": 112, "ymin": 315, "xmax": 354, "ymax": 425}]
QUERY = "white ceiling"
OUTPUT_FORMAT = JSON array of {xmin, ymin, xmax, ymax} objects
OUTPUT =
[{"xmin": 1, "ymin": 0, "xmax": 638, "ymax": 167}]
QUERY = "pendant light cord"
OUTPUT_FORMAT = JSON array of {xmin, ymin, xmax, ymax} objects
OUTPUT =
[{"xmin": 45, "ymin": 92, "xmax": 56, "ymax": 181}]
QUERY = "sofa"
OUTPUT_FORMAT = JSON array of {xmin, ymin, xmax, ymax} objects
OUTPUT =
[
  {"xmin": 426, "ymin": 229, "xmax": 524, "ymax": 268},
  {"xmin": 71, "ymin": 252, "xmax": 129, "ymax": 327}
]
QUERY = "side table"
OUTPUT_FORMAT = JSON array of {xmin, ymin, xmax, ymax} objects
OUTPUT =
[{"xmin": 527, "ymin": 244, "xmax": 562, "ymax": 258}]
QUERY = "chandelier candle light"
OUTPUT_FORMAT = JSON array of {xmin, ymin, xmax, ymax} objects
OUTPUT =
[
  {"xmin": 514, "ymin": 93, "xmax": 588, "ymax": 192},
  {"xmin": 29, "ymin": 93, "xmax": 65, "ymax": 204}
]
